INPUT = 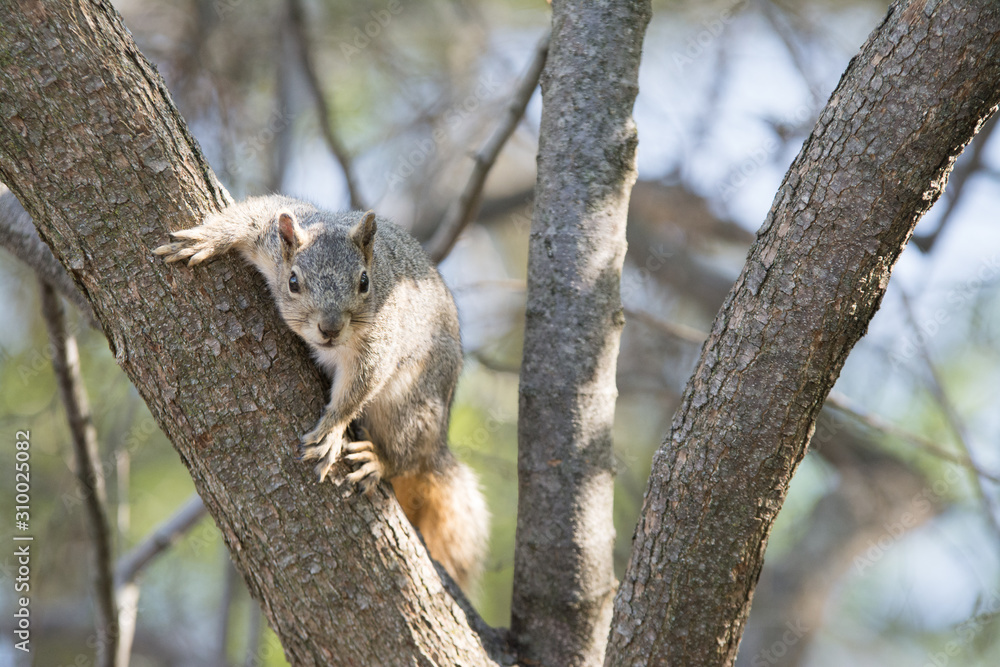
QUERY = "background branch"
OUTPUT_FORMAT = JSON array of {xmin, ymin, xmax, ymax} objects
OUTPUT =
[
  {"xmin": 39, "ymin": 280, "xmax": 119, "ymax": 667},
  {"xmin": 286, "ymin": 0, "xmax": 365, "ymax": 210},
  {"xmin": 826, "ymin": 391, "xmax": 1000, "ymax": 484},
  {"xmin": 115, "ymin": 494, "xmax": 207, "ymax": 586},
  {"xmin": 899, "ymin": 290, "xmax": 1000, "ymax": 544},
  {"xmin": 425, "ymin": 31, "xmax": 550, "ymax": 263}
]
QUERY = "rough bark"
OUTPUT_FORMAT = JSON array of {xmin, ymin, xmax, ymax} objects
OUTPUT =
[
  {"xmin": 0, "ymin": 2, "xmax": 500, "ymax": 664},
  {"xmin": 511, "ymin": 1, "xmax": 651, "ymax": 666},
  {"xmin": 606, "ymin": 1, "xmax": 1000, "ymax": 665},
  {"xmin": 0, "ymin": 184, "xmax": 98, "ymax": 326}
]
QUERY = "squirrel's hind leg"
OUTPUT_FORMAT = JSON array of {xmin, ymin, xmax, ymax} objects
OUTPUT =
[{"xmin": 344, "ymin": 439, "xmax": 385, "ymax": 494}]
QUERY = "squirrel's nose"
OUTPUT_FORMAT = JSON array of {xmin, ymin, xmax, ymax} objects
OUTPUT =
[{"xmin": 318, "ymin": 315, "xmax": 348, "ymax": 341}]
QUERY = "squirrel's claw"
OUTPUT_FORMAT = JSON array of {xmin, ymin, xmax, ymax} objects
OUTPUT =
[
  {"xmin": 153, "ymin": 242, "xmax": 195, "ymax": 263},
  {"xmin": 345, "ymin": 440, "xmax": 384, "ymax": 494},
  {"xmin": 169, "ymin": 227, "xmax": 211, "ymax": 240},
  {"xmin": 314, "ymin": 459, "xmax": 336, "ymax": 483},
  {"xmin": 299, "ymin": 430, "xmax": 344, "ymax": 483},
  {"xmin": 153, "ymin": 226, "xmax": 223, "ymax": 265}
]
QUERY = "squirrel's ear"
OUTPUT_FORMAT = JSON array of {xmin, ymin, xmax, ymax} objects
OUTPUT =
[
  {"xmin": 351, "ymin": 211, "xmax": 377, "ymax": 264},
  {"xmin": 277, "ymin": 210, "xmax": 302, "ymax": 259}
]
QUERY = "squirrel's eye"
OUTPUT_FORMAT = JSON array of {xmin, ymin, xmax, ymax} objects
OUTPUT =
[
  {"xmin": 359, "ymin": 271, "xmax": 369, "ymax": 294},
  {"xmin": 289, "ymin": 272, "xmax": 300, "ymax": 294}
]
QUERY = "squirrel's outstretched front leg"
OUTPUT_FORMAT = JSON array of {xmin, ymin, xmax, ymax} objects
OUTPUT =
[
  {"xmin": 153, "ymin": 218, "xmax": 238, "ymax": 265},
  {"xmin": 153, "ymin": 196, "xmax": 306, "ymax": 281}
]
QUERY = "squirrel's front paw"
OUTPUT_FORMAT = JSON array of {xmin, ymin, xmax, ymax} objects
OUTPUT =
[
  {"xmin": 344, "ymin": 440, "xmax": 385, "ymax": 494},
  {"xmin": 298, "ymin": 429, "xmax": 345, "ymax": 483},
  {"xmin": 153, "ymin": 226, "xmax": 224, "ymax": 266}
]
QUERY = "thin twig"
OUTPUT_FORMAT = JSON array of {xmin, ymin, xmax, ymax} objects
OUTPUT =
[
  {"xmin": 266, "ymin": 27, "xmax": 297, "ymax": 194},
  {"xmin": 425, "ymin": 30, "xmax": 550, "ymax": 263},
  {"xmin": 688, "ymin": 29, "xmax": 730, "ymax": 154},
  {"xmin": 286, "ymin": 0, "xmax": 364, "ymax": 209},
  {"xmin": 470, "ymin": 348, "xmax": 520, "ymax": 374},
  {"xmin": 760, "ymin": 0, "xmax": 824, "ymax": 107},
  {"xmin": 825, "ymin": 391, "xmax": 1000, "ymax": 484},
  {"xmin": 115, "ymin": 583, "xmax": 140, "ymax": 667},
  {"xmin": 116, "ymin": 449, "xmax": 131, "ymax": 553},
  {"xmin": 899, "ymin": 291, "xmax": 1000, "ymax": 545},
  {"xmin": 39, "ymin": 280, "xmax": 119, "ymax": 667},
  {"xmin": 624, "ymin": 308, "xmax": 708, "ymax": 345},
  {"xmin": 115, "ymin": 494, "xmax": 207, "ymax": 585},
  {"xmin": 451, "ymin": 278, "xmax": 527, "ymax": 293}
]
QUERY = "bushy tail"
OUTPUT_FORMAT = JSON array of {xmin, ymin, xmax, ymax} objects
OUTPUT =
[{"xmin": 391, "ymin": 458, "xmax": 490, "ymax": 591}]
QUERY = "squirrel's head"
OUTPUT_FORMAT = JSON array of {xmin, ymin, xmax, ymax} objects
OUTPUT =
[{"xmin": 272, "ymin": 209, "xmax": 378, "ymax": 351}]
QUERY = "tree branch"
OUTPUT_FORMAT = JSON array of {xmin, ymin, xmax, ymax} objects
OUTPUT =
[
  {"xmin": 425, "ymin": 30, "xmax": 550, "ymax": 263},
  {"xmin": 511, "ymin": 2, "xmax": 650, "ymax": 666},
  {"xmin": 898, "ymin": 290, "xmax": 1000, "ymax": 544},
  {"xmin": 39, "ymin": 280, "xmax": 118, "ymax": 667},
  {"xmin": 0, "ymin": 2, "xmax": 500, "ymax": 663},
  {"xmin": 623, "ymin": 308, "xmax": 708, "ymax": 346},
  {"xmin": 605, "ymin": 2, "xmax": 1000, "ymax": 665},
  {"xmin": 115, "ymin": 494, "xmax": 208, "ymax": 586},
  {"xmin": 826, "ymin": 390, "xmax": 1000, "ymax": 484}
]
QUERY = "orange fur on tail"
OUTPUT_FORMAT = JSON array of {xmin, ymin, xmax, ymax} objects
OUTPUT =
[{"xmin": 391, "ymin": 460, "xmax": 489, "ymax": 590}]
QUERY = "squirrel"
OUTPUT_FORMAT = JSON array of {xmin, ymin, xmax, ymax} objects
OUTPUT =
[{"xmin": 154, "ymin": 196, "xmax": 489, "ymax": 589}]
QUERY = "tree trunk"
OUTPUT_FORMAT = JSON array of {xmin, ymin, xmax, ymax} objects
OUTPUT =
[
  {"xmin": 606, "ymin": 1, "xmax": 1000, "ymax": 665},
  {"xmin": 510, "ymin": 1, "xmax": 651, "ymax": 665},
  {"xmin": 0, "ymin": 2, "xmax": 500, "ymax": 664}
]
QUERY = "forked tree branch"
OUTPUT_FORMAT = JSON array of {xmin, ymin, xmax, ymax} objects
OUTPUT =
[
  {"xmin": 606, "ymin": 2, "xmax": 1000, "ymax": 664},
  {"xmin": 115, "ymin": 494, "xmax": 208, "ymax": 586}
]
